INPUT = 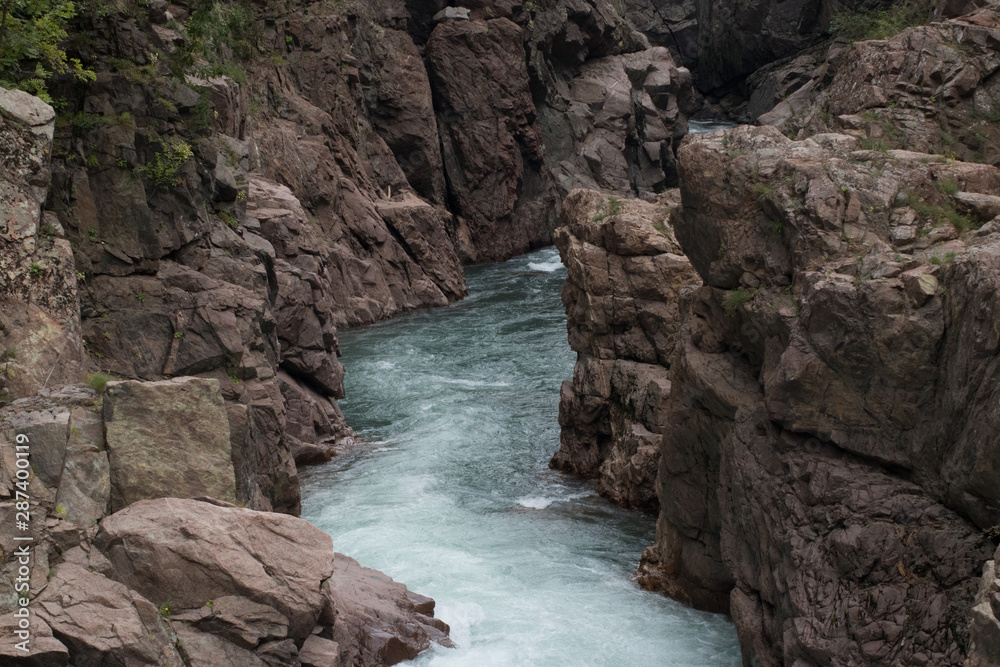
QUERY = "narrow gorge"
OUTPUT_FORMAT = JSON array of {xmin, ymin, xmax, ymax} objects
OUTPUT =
[{"xmin": 0, "ymin": 0, "xmax": 999, "ymax": 665}]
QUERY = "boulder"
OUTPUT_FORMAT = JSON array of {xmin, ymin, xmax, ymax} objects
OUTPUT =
[
  {"xmin": 103, "ymin": 377, "xmax": 237, "ymax": 511},
  {"xmin": 35, "ymin": 562, "xmax": 183, "ymax": 666},
  {"xmin": 96, "ymin": 498, "xmax": 329, "ymax": 637},
  {"xmin": 92, "ymin": 498, "xmax": 451, "ymax": 665},
  {"xmin": 325, "ymin": 553, "xmax": 455, "ymax": 666}
]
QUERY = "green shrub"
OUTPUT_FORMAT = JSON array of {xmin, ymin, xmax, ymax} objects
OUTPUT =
[
  {"xmin": 219, "ymin": 210, "xmax": 238, "ymax": 229},
  {"xmin": 86, "ymin": 372, "xmax": 114, "ymax": 395},
  {"xmin": 934, "ymin": 178, "xmax": 959, "ymax": 196},
  {"xmin": 607, "ymin": 195, "xmax": 622, "ymax": 216},
  {"xmin": 722, "ymin": 288, "xmax": 755, "ymax": 313},
  {"xmin": 859, "ymin": 137, "xmax": 891, "ymax": 153},
  {"xmin": 137, "ymin": 138, "xmax": 193, "ymax": 189},
  {"xmin": 170, "ymin": 0, "xmax": 259, "ymax": 84},
  {"xmin": 830, "ymin": 1, "xmax": 930, "ymax": 42},
  {"xmin": 904, "ymin": 192, "xmax": 976, "ymax": 234},
  {"xmin": 0, "ymin": 0, "xmax": 96, "ymax": 102}
]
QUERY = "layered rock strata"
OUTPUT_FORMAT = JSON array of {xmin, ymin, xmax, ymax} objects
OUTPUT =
[{"xmin": 557, "ymin": 125, "xmax": 1000, "ymax": 665}]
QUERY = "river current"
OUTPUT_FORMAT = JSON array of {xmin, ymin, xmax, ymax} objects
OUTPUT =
[{"xmin": 300, "ymin": 247, "xmax": 742, "ymax": 666}]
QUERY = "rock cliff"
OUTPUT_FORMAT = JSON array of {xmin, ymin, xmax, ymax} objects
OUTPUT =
[
  {"xmin": 749, "ymin": 6, "xmax": 1000, "ymax": 169},
  {"xmin": 0, "ymin": 1, "xmax": 698, "ymax": 664},
  {"xmin": 555, "ymin": 124, "xmax": 1000, "ymax": 665}
]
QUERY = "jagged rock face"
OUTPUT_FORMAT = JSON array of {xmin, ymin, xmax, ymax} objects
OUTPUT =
[
  {"xmin": 354, "ymin": 15, "xmax": 449, "ymax": 206},
  {"xmin": 252, "ymin": 2, "xmax": 468, "ymax": 322},
  {"xmin": 551, "ymin": 189, "xmax": 699, "ymax": 510},
  {"xmin": 821, "ymin": 8, "xmax": 1000, "ymax": 164},
  {"xmin": 428, "ymin": 17, "xmax": 558, "ymax": 262},
  {"xmin": 0, "ymin": 89, "xmax": 87, "ymax": 401},
  {"xmin": 755, "ymin": 8, "xmax": 1000, "ymax": 168},
  {"xmin": 638, "ymin": 126, "xmax": 1000, "ymax": 664},
  {"xmin": 539, "ymin": 47, "xmax": 696, "ymax": 198},
  {"xmin": 555, "ymin": 125, "xmax": 1000, "ymax": 664},
  {"xmin": 623, "ymin": 0, "xmax": 699, "ymax": 69}
]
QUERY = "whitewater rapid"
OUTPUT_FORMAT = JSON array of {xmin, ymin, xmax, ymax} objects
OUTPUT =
[{"xmin": 301, "ymin": 247, "xmax": 741, "ymax": 666}]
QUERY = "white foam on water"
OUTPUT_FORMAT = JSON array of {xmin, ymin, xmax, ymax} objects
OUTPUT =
[
  {"xmin": 516, "ymin": 496, "xmax": 555, "ymax": 509},
  {"xmin": 526, "ymin": 260, "xmax": 564, "ymax": 273}
]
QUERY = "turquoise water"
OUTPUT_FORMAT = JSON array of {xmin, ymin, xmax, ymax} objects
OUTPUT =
[{"xmin": 300, "ymin": 247, "xmax": 741, "ymax": 666}]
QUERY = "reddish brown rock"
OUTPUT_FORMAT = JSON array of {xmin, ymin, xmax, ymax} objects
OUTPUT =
[
  {"xmin": 35, "ymin": 562, "xmax": 183, "ymax": 667},
  {"xmin": 92, "ymin": 498, "xmax": 451, "ymax": 666},
  {"xmin": 0, "ymin": 88, "xmax": 86, "ymax": 403},
  {"xmin": 656, "ymin": 126, "xmax": 1000, "ymax": 664},
  {"xmin": 551, "ymin": 189, "xmax": 700, "ymax": 511},
  {"xmin": 428, "ymin": 17, "xmax": 558, "ymax": 262},
  {"xmin": 557, "ymin": 126, "xmax": 1000, "ymax": 665}
]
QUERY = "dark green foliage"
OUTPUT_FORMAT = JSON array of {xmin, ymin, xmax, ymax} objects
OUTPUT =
[
  {"xmin": 169, "ymin": 0, "xmax": 260, "ymax": 84},
  {"xmin": 830, "ymin": 1, "xmax": 931, "ymax": 42},
  {"xmin": 0, "ymin": 0, "xmax": 95, "ymax": 100}
]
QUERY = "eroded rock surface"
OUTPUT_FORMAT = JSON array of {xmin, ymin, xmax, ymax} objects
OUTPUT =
[
  {"xmin": 551, "ymin": 189, "xmax": 699, "ymax": 510},
  {"xmin": 556, "ymin": 125, "xmax": 1000, "ymax": 665}
]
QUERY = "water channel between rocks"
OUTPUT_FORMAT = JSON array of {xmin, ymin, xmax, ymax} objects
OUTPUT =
[{"xmin": 301, "ymin": 242, "xmax": 742, "ymax": 666}]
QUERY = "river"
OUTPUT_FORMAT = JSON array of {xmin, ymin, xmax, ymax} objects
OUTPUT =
[{"xmin": 300, "ymin": 247, "xmax": 742, "ymax": 666}]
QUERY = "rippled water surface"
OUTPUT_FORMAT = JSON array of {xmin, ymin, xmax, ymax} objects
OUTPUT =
[{"xmin": 300, "ymin": 247, "xmax": 741, "ymax": 666}]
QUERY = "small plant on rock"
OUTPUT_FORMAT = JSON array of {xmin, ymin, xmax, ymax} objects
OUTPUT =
[
  {"xmin": 137, "ymin": 138, "xmax": 193, "ymax": 189},
  {"xmin": 86, "ymin": 372, "xmax": 114, "ymax": 395},
  {"xmin": 607, "ymin": 195, "xmax": 622, "ymax": 216},
  {"xmin": 722, "ymin": 288, "xmax": 755, "ymax": 314}
]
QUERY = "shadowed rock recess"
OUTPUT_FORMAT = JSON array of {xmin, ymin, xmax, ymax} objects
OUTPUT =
[{"xmin": 3, "ymin": 0, "xmax": 1000, "ymax": 665}]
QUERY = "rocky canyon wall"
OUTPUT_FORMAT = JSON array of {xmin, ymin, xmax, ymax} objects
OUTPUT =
[
  {"xmin": 555, "ymin": 120, "xmax": 1000, "ymax": 664},
  {"xmin": 0, "ymin": 1, "xmax": 698, "ymax": 664},
  {"xmin": 1, "ymin": 0, "xmax": 696, "ymax": 499},
  {"xmin": 0, "ymin": 87, "xmax": 451, "ymax": 666}
]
